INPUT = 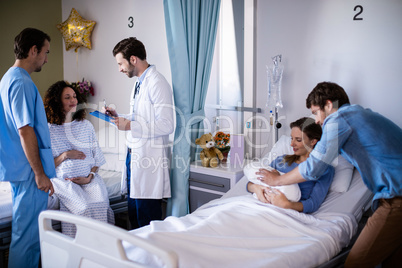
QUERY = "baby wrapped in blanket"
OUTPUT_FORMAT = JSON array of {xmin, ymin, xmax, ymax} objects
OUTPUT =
[{"xmin": 244, "ymin": 161, "xmax": 301, "ymax": 202}]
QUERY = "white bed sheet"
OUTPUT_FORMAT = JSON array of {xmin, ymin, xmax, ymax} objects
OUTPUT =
[
  {"xmin": 98, "ymin": 169, "xmax": 122, "ymax": 198},
  {"xmin": 0, "ymin": 170, "xmax": 122, "ymax": 222},
  {"xmin": 123, "ymin": 169, "xmax": 373, "ymax": 268},
  {"xmin": 0, "ymin": 182, "xmax": 12, "ymax": 221}
]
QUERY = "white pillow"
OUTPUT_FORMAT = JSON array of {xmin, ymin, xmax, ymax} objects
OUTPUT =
[
  {"xmin": 244, "ymin": 162, "xmax": 301, "ymax": 202},
  {"xmin": 329, "ymin": 155, "xmax": 354, "ymax": 193},
  {"xmin": 260, "ymin": 135, "xmax": 293, "ymax": 166}
]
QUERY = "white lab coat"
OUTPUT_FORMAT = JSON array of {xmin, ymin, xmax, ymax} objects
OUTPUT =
[{"xmin": 120, "ymin": 65, "xmax": 174, "ymax": 199}]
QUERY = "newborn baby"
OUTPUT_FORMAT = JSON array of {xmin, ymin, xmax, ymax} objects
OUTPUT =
[{"xmin": 244, "ymin": 162, "xmax": 301, "ymax": 202}]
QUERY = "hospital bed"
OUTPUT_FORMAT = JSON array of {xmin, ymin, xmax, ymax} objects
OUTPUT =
[
  {"xmin": 38, "ymin": 135, "xmax": 374, "ymax": 268},
  {"xmin": 0, "ymin": 149, "xmax": 127, "ymax": 265}
]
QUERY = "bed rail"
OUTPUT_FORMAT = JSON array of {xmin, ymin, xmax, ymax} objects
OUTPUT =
[{"xmin": 39, "ymin": 210, "xmax": 178, "ymax": 268}]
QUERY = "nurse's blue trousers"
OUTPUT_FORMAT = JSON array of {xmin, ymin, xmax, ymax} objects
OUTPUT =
[{"xmin": 9, "ymin": 175, "xmax": 48, "ymax": 268}]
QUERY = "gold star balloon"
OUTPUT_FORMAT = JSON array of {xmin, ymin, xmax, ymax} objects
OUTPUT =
[{"xmin": 57, "ymin": 8, "xmax": 96, "ymax": 52}]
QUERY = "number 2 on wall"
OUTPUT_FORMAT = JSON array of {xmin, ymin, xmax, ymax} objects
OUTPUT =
[{"xmin": 353, "ymin": 5, "xmax": 363, "ymax": 20}]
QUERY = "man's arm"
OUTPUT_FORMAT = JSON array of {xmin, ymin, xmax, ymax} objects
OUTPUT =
[
  {"xmin": 19, "ymin": 125, "xmax": 54, "ymax": 195},
  {"xmin": 257, "ymin": 166, "xmax": 306, "ymax": 186}
]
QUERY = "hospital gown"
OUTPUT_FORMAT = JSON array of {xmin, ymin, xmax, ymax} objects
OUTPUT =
[{"xmin": 49, "ymin": 119, "xmax": 114, "ymax": 237}]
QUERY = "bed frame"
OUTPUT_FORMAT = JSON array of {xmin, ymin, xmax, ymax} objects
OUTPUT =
[
  {"xmin": 317, "ymin": 208, "xmax": 372, "ymax": 268},
  {"xmin": 0, "ymin": 194, "xmax": 128, "ymax": 267},
  {"xmin": 38, "ymin": 200, "xmax": 373, "ymax": 268},
  {"xmin": 39, "ymin": 210, "xmax": 178, "ymax": 268}
]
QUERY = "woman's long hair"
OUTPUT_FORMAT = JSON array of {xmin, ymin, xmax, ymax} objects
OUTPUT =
[
  {"xmin": 44, "ymin": 80, "xmax": 86, "ymax": 125},
  {"xmin": 283, "ymin": 117, "xmax": 322, "ymax": 165}
]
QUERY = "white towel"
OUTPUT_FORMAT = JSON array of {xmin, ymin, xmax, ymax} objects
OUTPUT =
[{"xmin": 244, "ymin": 162, "xmax": 301, "ymax": 202}]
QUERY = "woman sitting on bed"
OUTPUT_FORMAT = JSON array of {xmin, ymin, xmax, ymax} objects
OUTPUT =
[
  {"xmin": 247, "ymin": 117, "xmax": 334, "ymax": 213},
  {"xmin": 44, "ymin": 80, "xmax": 114, "ymax": 237}
]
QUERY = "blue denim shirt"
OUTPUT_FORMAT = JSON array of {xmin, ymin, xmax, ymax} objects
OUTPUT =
[
  {"xmin": 299, "ymin": 104, "xmax": 402, "ymax": 210},
  {"xmin": 271, "ymin": 155, "xmax": 334, "ymax": 213}
]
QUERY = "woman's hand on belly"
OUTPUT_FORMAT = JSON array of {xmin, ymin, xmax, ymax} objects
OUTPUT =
[{"xmin": 65, "ymin": 175, "xmax": 91, "ymax": 185}]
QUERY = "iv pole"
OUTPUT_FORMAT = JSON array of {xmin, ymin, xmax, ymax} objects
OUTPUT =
[
  {"xmin": 274, "ymin": 107, "xmax": 282, "ymax": 143},
  {"xmin": 267, "ymin": 54, "xmax": 283, "ymax": 143}
]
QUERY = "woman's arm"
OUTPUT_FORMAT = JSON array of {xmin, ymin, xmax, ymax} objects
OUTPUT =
[
  {"xmin": 299, "ymin": 166, "xmax": 334, "ymax": 213},
  {"xmin": 247, "ymin": 182, "xmax": 270, "ymax": 203},
  {"xmin": 54, "ymin": 150, "xmax": 86, "ymax": 167},
  {"xmin": 248, "ymin": 182, "xmax": 305, "ymax": 211},
  {"xmin": 264, "ymin": 188, "xmax": 304, "ymax": 212},
  {"xmin": 264, "ymin": 166, "xmax": 334, "ymax": 213},
  {"xmin": 65, "ymin": 166, "xmax": 99, "ymax": 185}
]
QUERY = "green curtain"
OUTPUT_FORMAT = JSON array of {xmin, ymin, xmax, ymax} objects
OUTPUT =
[{"xmin": 164, "ymin": 0, "xmax": 221, "ymax": 216}]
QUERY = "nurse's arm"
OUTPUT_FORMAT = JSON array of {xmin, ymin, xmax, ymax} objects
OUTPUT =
[
  {"xmin": 19, "ymin": 125, "xmax": 54, "ymax": 196},
  {"xmin": 257, "ymin": 166, "xmax": 306, "ymax": 186}
]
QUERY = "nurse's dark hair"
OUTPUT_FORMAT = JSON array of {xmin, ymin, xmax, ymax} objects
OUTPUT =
[
  {"xmin": 283, "ymin": 117, "xmax": 322, "ymax": 165},
  {"xmin": 112, "ymin": 37, "xmax": 147, "ymax": 62},
  {"xmin": 44, "ymin": 80, "xmax": 86, "ymax": 125},
  {"xmin": 306, "ymin": 81, "xmax": 350, "ymax": 110},
  {"xmin": 14, "ymin": 28, "xmax": 50, "ymax": 60}
]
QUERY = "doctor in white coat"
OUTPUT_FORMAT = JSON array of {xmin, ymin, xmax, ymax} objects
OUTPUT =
[{"xmin": 105, "ymin": 37, "xmax": 174, "ymax": 228}]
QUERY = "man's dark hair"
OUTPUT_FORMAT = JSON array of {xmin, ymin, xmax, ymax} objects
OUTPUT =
[
  {"xmin": 112, "ymin": 37, "xmax": 147, "ymax": 62},
  {"xmin": 306, "ymin": 82, "xmax": 350, "ymax": 110},
  {"xmin": 14, "ymin": 28, "xmax": 51, "ymax": 59}
]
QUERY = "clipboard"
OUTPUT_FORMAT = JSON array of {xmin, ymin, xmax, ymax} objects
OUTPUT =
[{"xmin": 89, "ymin": 110, "xmax": 114, "ymax": 123}]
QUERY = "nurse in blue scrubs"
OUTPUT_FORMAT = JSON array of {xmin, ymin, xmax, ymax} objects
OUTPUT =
[{"xmin": 0, "ymin": 28, "xmax": 55, "ymax": 268}]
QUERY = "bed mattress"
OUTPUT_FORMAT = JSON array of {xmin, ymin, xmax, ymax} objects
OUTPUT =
[
  {"xmin": 123, "ymin": 169, "xmax": 373, "ymax": 267},
  {"xmin": 0, "ymin": 170, "xmax": 122, "ymax": 222},
  {"xmin": 312, "ymin": 169, "xmax": 373, "ymax": 219},
  {"xmin": 0, "ymin": 183, "xmax": 12, "ymax": 223}
]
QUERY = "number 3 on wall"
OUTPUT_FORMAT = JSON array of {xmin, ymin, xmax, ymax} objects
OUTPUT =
[
  {"xmin": 128, "ymin": 16, "xmax": 134, "ymax": 28},
  {"xmin": 354, "ymin": 5, "xmax": 363, "ymax": 20}
]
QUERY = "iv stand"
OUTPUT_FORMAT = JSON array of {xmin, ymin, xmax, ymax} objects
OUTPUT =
[
  {"xmin": 269, "ymin": 54, "xmax": 283, "ymax": 143},
  {"xmin": 274, "ymin": 107, "xmax": 282, "ymax": 143}
]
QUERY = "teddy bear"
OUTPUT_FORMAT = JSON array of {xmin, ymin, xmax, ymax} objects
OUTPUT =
[{"xmin": 195, "ymin": 133, "xmax": 224, "ymax": 167}]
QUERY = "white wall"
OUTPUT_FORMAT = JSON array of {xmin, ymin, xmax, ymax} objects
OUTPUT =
[
  {"xmin": 61, "ymin": 0, "xmax": 171, "ymax": 116},
  {"xmin": 61, "ymin": 0, "xmax": 171, "ymax": 152},
  {"xmin": 254, "ymin": 0, "xmax": 402, "ymax": 156},
  {"xmin": 61, "ymin": 0, "xmax": 402, "ymax": 157}
]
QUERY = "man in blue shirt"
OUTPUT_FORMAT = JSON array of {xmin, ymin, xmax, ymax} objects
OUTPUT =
[
  {"xmin": 258, "ymin": 82, "xmax": 402, "ymax": 267},
  {"xmin": 0, "ymin": 28, "xmax": 55, "ymax": 268}
]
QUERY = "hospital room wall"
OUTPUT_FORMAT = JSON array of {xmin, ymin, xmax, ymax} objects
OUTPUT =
[
  {"xmin": 253, "ymin": 0, "xmax": 402, "ymax": 157},
  {"xmin": 61, "ymin": 0, "xmax": 402, "ymax": 158},
  {"xmin": 60, "ymin": 0, "xmax": 171, "ymax": 151},
  {"xmin": 0, "ymin": 0, "xmax": 64, "ymax": 97},
  {"xmin": 61, "ymin": 0, "xmax": 171, "ymax": 139}
]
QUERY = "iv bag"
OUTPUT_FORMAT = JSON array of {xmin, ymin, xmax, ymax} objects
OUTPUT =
[{"xmin": 266, "ymin": 55, "xmax": 284, "ymax": 109}]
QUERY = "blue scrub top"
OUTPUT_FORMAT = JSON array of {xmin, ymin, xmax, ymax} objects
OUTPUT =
[{"xmin": 0, "ymin": 67, "xmax": 56, "ymax": 181}]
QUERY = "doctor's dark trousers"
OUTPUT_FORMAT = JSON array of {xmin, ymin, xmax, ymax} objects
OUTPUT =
[{"xmin": 126, "ymin": 150, "xmax": 162, "ymax": 229}]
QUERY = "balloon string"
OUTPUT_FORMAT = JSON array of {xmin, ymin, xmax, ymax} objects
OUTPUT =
[{"xmin": 76, "ymin": 50, "xmax": 79, "ymax": 82}]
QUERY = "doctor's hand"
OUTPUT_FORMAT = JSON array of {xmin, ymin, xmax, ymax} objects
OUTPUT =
[
  {"xmin": 101, "ymin": 106, "xmax": 118, "ymax": 117},
  {"xmin": 111, "ymin": 117, "xmax": 131, "ymax": 131},
  {"xmin": 256, "ymin": 168, "xmax": 281, "ymax": 186},
  {"xmin": 35, "ymin": 174, "xmax": 54, "ymax": 196}
]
